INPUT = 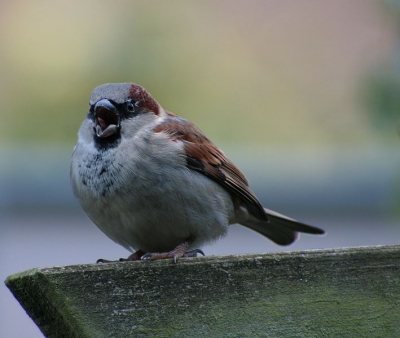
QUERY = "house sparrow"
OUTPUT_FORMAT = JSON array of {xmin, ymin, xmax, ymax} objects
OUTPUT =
[{"xmin": 71, "ymin": 83, "xmax": 324, "ymax": 262}]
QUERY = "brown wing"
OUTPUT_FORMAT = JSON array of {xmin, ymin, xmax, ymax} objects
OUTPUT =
[{"xmin": 153, "ymin": 114, "xmax": 268, "ymax": 221}]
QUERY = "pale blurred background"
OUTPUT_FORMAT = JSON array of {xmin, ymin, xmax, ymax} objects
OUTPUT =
[{"xmin": 1, "ymin": 1, "xmax": 400, "ymax": 337}]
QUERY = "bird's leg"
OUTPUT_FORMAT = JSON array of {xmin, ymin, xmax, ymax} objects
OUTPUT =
[
  {"xmin": 141, "ymin": 240, "xmax": 205, "ymax": 263},
  {"xmin": 97, "ymin": 249, "xmax": 146, "ymax": 263}
]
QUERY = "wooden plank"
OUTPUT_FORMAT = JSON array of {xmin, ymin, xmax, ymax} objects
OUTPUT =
[{"xmin": 5, "ymin": 245, "xmax": 400, "ymax": 337}]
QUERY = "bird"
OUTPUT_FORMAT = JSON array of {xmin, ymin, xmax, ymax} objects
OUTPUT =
[{"xmin": 70, "ymin": 83, "xmax": 325, "ymax": 262}]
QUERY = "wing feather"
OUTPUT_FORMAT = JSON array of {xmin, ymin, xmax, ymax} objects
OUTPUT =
[{"xmin": 153, "ymin": 115, "xmax": 268, "ymax": 221}]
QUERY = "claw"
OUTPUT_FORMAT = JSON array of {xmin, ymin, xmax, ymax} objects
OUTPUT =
[
  {"xmin": 141, "ymin": 252, "xmax": 154, "ymax": 260},
  {"xmin": 96, "ymin": 258, "xmax": 113, "ymax": 263},
  {"xmin": 96, "ymin": 249, "xmax": 145, "ymax": 263},
  {"xmin": 184, "ymin": 249, "xmax": 205, "ymax": 257}
]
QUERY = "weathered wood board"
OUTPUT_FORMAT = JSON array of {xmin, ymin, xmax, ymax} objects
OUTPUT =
[{"xmin": 5, "ymin": 245, "xmax": 400, "ymax": 337}]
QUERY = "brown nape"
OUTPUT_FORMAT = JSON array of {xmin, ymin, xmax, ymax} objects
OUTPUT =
[{"xmin": 129, "ymin": 84, "xmax": 160, "ymax": 115}]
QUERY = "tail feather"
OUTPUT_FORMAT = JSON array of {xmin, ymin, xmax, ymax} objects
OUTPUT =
[{"xmin": 241, "ymin": 208, "xmax": 325, "ymax": 246}]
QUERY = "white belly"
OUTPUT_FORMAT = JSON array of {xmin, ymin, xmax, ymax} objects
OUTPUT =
[{"xmin": 71, "ymin": 141, "xmax": 234, "ymax": 253}]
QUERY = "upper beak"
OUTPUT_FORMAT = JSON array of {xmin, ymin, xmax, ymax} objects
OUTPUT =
[{"xmin": 94, "ymin": 99, "xmax": 120, "ymax": 138}]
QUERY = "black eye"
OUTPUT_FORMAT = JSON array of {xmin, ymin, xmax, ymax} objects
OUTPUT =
[{"xmin": 126, "ymin": 100, "xmax": 135, "ymax": 113}]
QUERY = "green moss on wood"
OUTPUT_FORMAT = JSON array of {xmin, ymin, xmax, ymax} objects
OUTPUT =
[{"xmin": 5, "ymin": 245, "xmax": 400, "ymax": 337}]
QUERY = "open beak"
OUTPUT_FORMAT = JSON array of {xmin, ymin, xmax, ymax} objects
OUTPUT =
[{"xmin": 94, "ymin": 99, "xmax": 120, "ymax": 138}]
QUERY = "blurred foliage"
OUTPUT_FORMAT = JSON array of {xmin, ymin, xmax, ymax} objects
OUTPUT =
[
  {"xmin": 0, "ymin": 0, "xmax": 398, "ymax": 147},
  {"xmin": 363, "ymin": 72, "xmax": 400, "ymax": 137},
  {"xmin": 361, "ymin": 0, "xmax": 400, "ymax": 139}
]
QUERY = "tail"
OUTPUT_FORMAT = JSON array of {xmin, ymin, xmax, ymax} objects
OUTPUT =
[{"xmin": 241, "ymin": 208, "xmax": 325, "ymax": 246}]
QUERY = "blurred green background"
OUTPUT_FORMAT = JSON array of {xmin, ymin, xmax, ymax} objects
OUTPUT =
[
  {"xmin": 1, "ymin": 1, "xmax": 400, "ymax": 337},
  {"xmin": 1, "ymin": 0, "xmax": 399, "ymax": 147},
  {"xmin": 1, "ymin": 0, "xmax": 399, "ymax": 212}
]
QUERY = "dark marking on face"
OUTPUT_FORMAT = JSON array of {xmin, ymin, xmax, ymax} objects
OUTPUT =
[{"xmin": 88, "ymin": 83, "xmax": 161, "ymax": 151}]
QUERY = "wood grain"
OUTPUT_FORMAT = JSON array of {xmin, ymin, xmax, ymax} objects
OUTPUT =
[{"xmin": 5, "ymin": 245, "xmax": 400, "ymax": 337}]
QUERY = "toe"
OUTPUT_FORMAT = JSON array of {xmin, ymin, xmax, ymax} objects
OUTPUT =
[{"xmin": 184, "ymin": 249, "xmax": 205, "ymax": 258}]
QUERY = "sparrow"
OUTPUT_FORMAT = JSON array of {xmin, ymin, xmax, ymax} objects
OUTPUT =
[{"xmin": 70, "ymin": 83, "xmax": 324, "ymax": 262}]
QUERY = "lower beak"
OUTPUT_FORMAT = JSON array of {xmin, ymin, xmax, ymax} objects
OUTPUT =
[{"xmin": 94, "ymin": 99, "xmax": 120, "ymax": 138}]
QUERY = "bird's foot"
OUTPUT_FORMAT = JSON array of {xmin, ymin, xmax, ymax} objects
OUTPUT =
[
  {"xmin": 96, "ymin": 249, "xmax": 146, "ymax": 263},
  {"xmin": 141, "ymin": 241, "xmax": 204, "ymax": 263}
]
